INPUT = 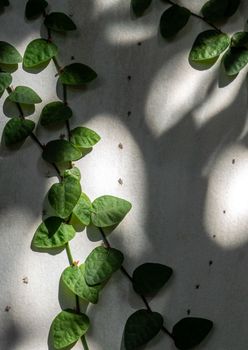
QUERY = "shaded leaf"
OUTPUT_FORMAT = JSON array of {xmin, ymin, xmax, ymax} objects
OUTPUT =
[
  {"xmin": 51, "ymin": 309, "xmax": 89, "ymax": 350},
  {"xmin": 160, "ymin": 5, "xmax": 191, "ymax": 38},
  {"xmin": 59, "ymin": 63, "xmax": 97, "ymax": 86},
  {"xmin": 201, "ymin": 0, "xmax": 229, "ymax": 21},
  {"xmin": 72, "ymin": 193, "xmax": 92, "ymax": 226},
  {"xmin": 8, "ymin": 86, "xmax": 42, "ymax": 104},
  {"xmin": 124, "ymin": 309, "xmax": 163, "ymax": 350},
  {"xmin": 225, "ymin": 0, "xmax": 241, "ymax": 17},
  {"xmin": 3, "ymin": 117, "xmax": 35, "ymax": 146},
  {"xmin": 44, "ymin": 12, "xmax": 76, "ymax": 32},
  {"xmin": 42, "ymin": 139, "xmax": 82, "ymax": 163},
  {"xmin": 25, "ymin": 0, "xmax": 48, "ymax": 19},
  {"xmin": 0, "ymin": 0, "xmax": 9, "ymax": 7},
  {"xmin": 23, "ymin": 39, "xmax": 58, "ymax": 68},
  {"xmin": 40, "ymin": 101, "xmax": 72, "ymax": 127},
  {"xmin": 231, "ymin": 31, "xmax": 248, "ymax": 48},
  {"xmin": 223, "ymin": 47, "xmax": 248, "ymax": 75},
  {"xmin": 131, "ymin": 0, "xmax": 152, "ymax": 16},
  {"xmin": 64, "ymin": 167, "xmax": 81, "ymax": 181},
  {"xmin": 172, "ymin": 317, "xmax": 213, "ymax": 350},
  {"xmin": 0, "ymin": 41, "xmax": 22, "ymax": 65},
  {"xmin": 70, "ymin": 127, "xmax": 100, "ymax": 149},
  {"xmin": 0, "ymin": 72, "xmax": 12, "ymax": 93}
]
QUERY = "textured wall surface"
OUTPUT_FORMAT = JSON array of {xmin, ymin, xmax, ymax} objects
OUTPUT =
[{"xmin": 1, "ymin": 1, "xmax": 248, "ymax": 349}]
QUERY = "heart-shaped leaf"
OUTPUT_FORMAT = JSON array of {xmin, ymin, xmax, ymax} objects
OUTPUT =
[
  {"xmin": 32, "ymin": 217, "xmax": 75, "ymax": 249},
  {"xmin": 189, "ymin": 30, "xmax": 230, "ymax": 62},
  {"xmin": 85, "ymin": 246, "xmax": 124, "ymax": 285},
  {"xmin": 40, "ymin": 101, "xmax": 72, "ymax": 127},
  {"xmin": 71, "ymin": 193, "xmax": 92, "ymax": 226},
  {"xmin": 42, "ymin": 140, "xmax": 82, "ymax": 163},
  {"xmin": 59, "ymin": 63, "xmax": 97, "ymax": 86},
  {"xmin": 3, "ymin": 118, "xmax": 35, "ymax": 146},
  {"xmin": 23, "ymin": 39, "xmax": 58, "ymax": 68},
  {"xmin": 62, "ymin": 264, "xmax": 102, "ymax": 304},
  {"xmin": 25, "ymin": 0, "xmax": 48, "ymax": 19},
  {"xmin": 223, "ymin": 47, "xmax": 248, "ymax": 75},
  {"xmin": 91, "ymin": 195, "xmax": 132, "ymax": 228},
  {"xmin": 172, "ymin": 317, "xmax": 213, "ymax": 350},
  {"xmin": 0, "ymin": 72, "xmax": 12, "ymax": 93},
  {"xmin": 131, "ymin": 0, "xmax": 152, "ymax": 16},
  {"xmin": 132, "ymin": 263, "xmax": 173, "ymax": 296},
  {"xmin": 0, "ymin": 41, "xmax": 22, "ymax": 65},
  {"xmin": 160, "ymin": 5, "xmax": 191, "ymax": 38},
  {"xmin": 51, "ymin": 309, "xmax": 90, "ymax": 350},
  {"xmin": 44, "ymin": 12, "xmax": 76, "ymax": 32},
  {"xmin": 124, "ymin": 309, "xmax": 163, "ymax": 350},
  {"xmin": 48, "ymin": 176, "xmax": 81, "ymax": 219},
  {"xmin": 70, "ymin": 127, "xmax": 101, "ymax": 149},
  {"xmin": 8, "ymin": 86, "xmax": 42, "ymax": 104},
  {"xmin": 64, "ymin": 167, "xmax": 81, "ymax": 181}
]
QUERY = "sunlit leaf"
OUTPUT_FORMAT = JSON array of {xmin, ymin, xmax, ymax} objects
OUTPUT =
[
  {"xmin": 64, "ymin": 167, "xmax": 81, "ymax": 181},
  {"xmin": 8, "ymin": 86, "xmax": 42, "ymax": 104},
  {"xmin": 3, "ymin": 117, "xmax": 35, "ymax": 146},
  {"xmin": 71, "ymin": 193, "xmax": 92, "ymax": 226},
  {"xmin": 0, "ymin": 41, "xmax": 22, "ymax": 65},
  {"xmin": 25, "ymin": 0, "xmax": 48, "ymax": 19},
  {"xmin": 160, "ymin": 5, "xmax": 191, "ymax": 38},
  {"xmin": 131, "ymin": 0, "xmax": 152, "ymax": 16},
  {"xmin": 0, "ymin": 72, "xmax": 12, "ymax": 93},
  {"xmin": 44, "ymin": 12, "xmax": 76, "ymax": 32},
  {"xmin": 42, "ymin": 139, "xmax": 82, "ymax": 163},
  {"xmin": 40, "ymin": 101, "xmax": 72, "ymax": 127},
  {"xmin": 59, "ymin": 63, "xmax": 97, "ymax": 86},
  {"xmin": 23, "ymin": 39, "xmax": 58, "ymax": 68},
  {"xmin": 70, "ymin": 127, "xmax": 100, "ymax": 149}
]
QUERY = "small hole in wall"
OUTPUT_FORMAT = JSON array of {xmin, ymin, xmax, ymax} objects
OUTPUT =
[
  {"xmin": 195, "ymin": 284, "xmax": 200, "ymax": 289},
  {"xmin": 127, "ymin": 111, "xmax": 131, "ymax": 116},
  {"xmin": 232, "ymin": 159, "xmax": 235, "ymax": 164},
  {"xmin": 187, "ymin": 309, "xmax": 191, "ymax": 315}
]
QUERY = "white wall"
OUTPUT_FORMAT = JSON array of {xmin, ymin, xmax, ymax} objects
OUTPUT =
[{"xmin": 1, "ymin": 0, "xmax": 248, "ymax": 349}]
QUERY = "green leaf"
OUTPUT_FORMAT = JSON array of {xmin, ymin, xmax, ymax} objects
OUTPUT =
[
  {"xmin": 172, "ymin": 317, "xmax": 213, "ymax": 350},
  {"xmin": 160, "ymin": 5, "xmax": 191, "ymax": 38},
  {"xmin": 25, "ymin": 0, "xmax": 48, "ymax": 19},
  {"xmin": 44, "ymin": 12, "xmax": 76, "ymax": 32},
  {"xmin": 42, "ymin": 140, "xmax": 82, "ymax": 163},
  {"xmin": 48, "ymin": 176, "xmax": 81, "ymax": 219},
  {"xmin": 70, "ymin": 127, "xmax": 100, "ymax": 149},
  {"xmin": 51, "ymin": 309, "xmax": 90, "ymax": 350},
  {"xmin": 62, "ymin": 264, "xmax": 102, "ymax": 304},
  {"xmin": 72, "ymin": 193, "xmax": 92, "ymax": 226},
  {"xmin": 223, "ymin": 47, "xmax": 248, "ymax": 75},
  {"xmin": 131, "ymin": 0, "xmax": 152, "ymax": 16},
  {"xmin": 225, "ymin": 0, "xmax": 241, "ymax": 17},
  {"xmin": 91, "ymin": 195, "xmax": 132, "ymax": 228},
  {"xmin": 32, "ymin": 217, "xmax": 75, "ymax": 249},
  {"xmin": 59, "ymin": 63, "xmax": 97, "ymax": 86},
  {"xmin": 85, "ymin": 246, "xmax": 124, "ymax": 285},
  {"xmin": 189, "ymin": 30, "xmax": 230, "ymax": 62},
  {"xmin": 132, "ymin": 263, "xmax": 173, "ymax": 296},
  {"xmin": 8, "ymin": 86, "xmax": 42, "ymax": 104},
  {"xmin": 231, "ymin": 32, "xmax": 248, "ymax": 48},
  {"xmin": 40, "ymin": 101, "xmax": 72, "ymax": 127},
  {"xmin": 3, "ymin": 118, "xmax": 35, "ymax": 146},
  {"xmin": 0, "ymin": 72, "xmax": 12, "ymax": 93},
  {"xmin": 201, "ymin": 0, "xmax": 229, "ymax": 21},
  {"xmin": 23, "ymin": 39, "xmax": 58, "ymax": 68},
  {"xmin": 0, "ymin": 41, "xmax": 22, "ymax": 65},
  {"xmin": 64, "ymin": 167, "xmax": 81, "ymax": 181},
  {"xmin": 124, "ymin": 309, "xmax": 163, "ymax": 350},
  {"xmin": 0, "ymin": 0, "xmax": 9, "ymax": 8}
]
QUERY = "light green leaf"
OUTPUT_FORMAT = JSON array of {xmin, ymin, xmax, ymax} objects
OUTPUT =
[
  {"xmin": 23, "ymin": 39, "xmax": 58, "ymax": 68},
  {"xmin": 131, "ymin": 0, "xmax": 152, "ymax": 16},
  {"xmin": 71, "ymin": 193, "xmax": 92, "ymax": 226},
  {"xmin": 124, "ymin": 309, "xmax": 163, "ymax": 350},
  {"xmin": 8, "ymin": 86, "xmax": 42, "ymax": 104},
  {"xmin": 62, "ymin": 264, "xmax": 102, "ymax": 304},
  {"xmin": 64, "ymin": 167, "xmax": 81, "ymax": 181},
  {"xmin": 42, "ymin": 140, "xmax": 82, "ymax": 163},
  {"xmin": 91, "ymin": 195, "xmax": 132, "ymax": 228},
  {"xmin": 85, "ymin": 246, "xmax": 124, "ymax": 285},
  {"xmin": 189, "ymin": 30, "xmax": 230, "ymax": 62},
  {"xmin": 40, "ymin": 101, "xmax": 72, "ymax": 127},
  {"xmin": 25, "ymin": 0, "xmax": 48, "ymax": 19},
  {"xmin": 59, "ymin": 63, "xmax": 97, "ymax": 86},
  {"xmin": 223, "ymin": 47, "xmax": 248, "ymax": 75},
  {"xmin": 51, "ymin": 309, "xmax": 90, "ymax": 350},
  {"xmin": 3, "ymin": 117, "xmax": 35, "ymax": 146},
  {"xmin": 70, "ymin": 127, "xmax": 100, "ymax": 149},
  {"xmin": 0, "ymin": 41, "xmax": 22, "ymax": 65},
  {"xmin": 160, "ymin": 5, "xmax": 191, "ymax": 38},
  {"xmin": 32, "ymin": 217, "xmax": 75, "ymax": 249},
  {"xmin": 48, "ymin": 176, "xmax": 81, "ymax": 219},
  {"xmin": 0, "ymin": 72, "xmax": 12, "ymax": 93},
  {"xmin": 44, "ymin": 12, "xmax": 76, "ymax": 32}
]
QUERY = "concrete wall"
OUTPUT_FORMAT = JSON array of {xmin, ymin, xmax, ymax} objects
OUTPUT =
[{"xmin": 0, "ymin": 0, "xmax": 248, "ymax": 349}]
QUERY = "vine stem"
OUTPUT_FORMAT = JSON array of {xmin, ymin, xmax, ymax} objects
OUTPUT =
[
  {"xmin": 81, "ymin": 335, "xmax": 90, "ymax": 350},
  {"xmin": 98, "ymin": 227, "xmax": 174, "ymax": 340}
]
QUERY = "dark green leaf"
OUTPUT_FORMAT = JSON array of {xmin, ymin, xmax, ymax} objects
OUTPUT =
[
  {"xmin": 8, "ymin": 86, "xmax": 42, "ymax": 104},
  {"xmin": 131, "ymin": 0, "xmax": 152, "ymax": 16},
  {"xmin": 0, "ymin": 0, "xmax": 9, "ymax": 7},
  {"xmin": 225, "ymin": 0, "xmax": 241, "ymax": 17},
  {"xmin": 3, "ymin": 117, "xmax": 35, "ymax": 146},
  {"xmin": 44, "ymin": 12, "xmax": 76, "ymax": 32},
  {"xmin": 231, "ymin": 32, "xmax": 248, "ymax": 48},
  {"xmin": 59, "ymin": 63, "xmax": 97, "ymax": 86},
  {"xmin": 160, "ymin": 5, "xmax": 191, "ymax": 38},
  {"xmin": 201, "ymin": 0, "xmax": 229, "ymax": 21},
  {"xmin": 70, "ymin": 127, "xmax": 100, "ymax": 149},
  {"xmin": 32, "ymin": 217, "xmax": 75, "ymax": 249},
  {"xmin": 85, "ymin": 246, "xmax": 124, "ymax": 285},
  {"xmin": 64, "ymin": 167, "xmax": 81, "ymax": 181},
  {"xmin": 48, "ymin": 176, "xmax": 81, "ymax": 219},
  {"xmin": 124, "ymin": 309, "xmax": 163, "ymax": 350},
  {"xmin": 132, "ymin": 263, "xmax": 173, "ymax": 296},
  {"xmin": 23, "ymin": 39, "xmax": 58, "ymax": 68},
  {"xmin": 40, "ymin": 101, "xmax": 72, "ymax": 127},
  {"xmin": 189, "ymin": 30, "xmax": 230, "ymax": 62},
  {"xmin": 0, "ymin": 72, "xmax": 12, "ymax": 93},
  {"xmin": 0, "ymin": 41, "xmax": 22, "ymax": 65},
  {"xmin": 62, "ymin": 264, "xmax": 102, "ymax": 304},
  {"xmin": 42, "ymin": 139, "xmax": 82, "ymax": 163},
  {"xmin": 71, "ymin": 193, "xmax": 92, "ymax": 226},
  {"xmin": 172, "ymin": 317, "xmax": 213, "ymax": 350},
  {"xmin": 51, "ymin": 309, "xmax": 90, "ymax": 350},
  {"xmin": 91, "ymin": 195, "xmax": 132, "ymax": 228},
  {"xmin": 25, "ymin": 0, "xmax": 48, "ymax": 19},
  {"xmin": 223, "ymin": 47, "xmax": 248, "ymax": 75}
]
